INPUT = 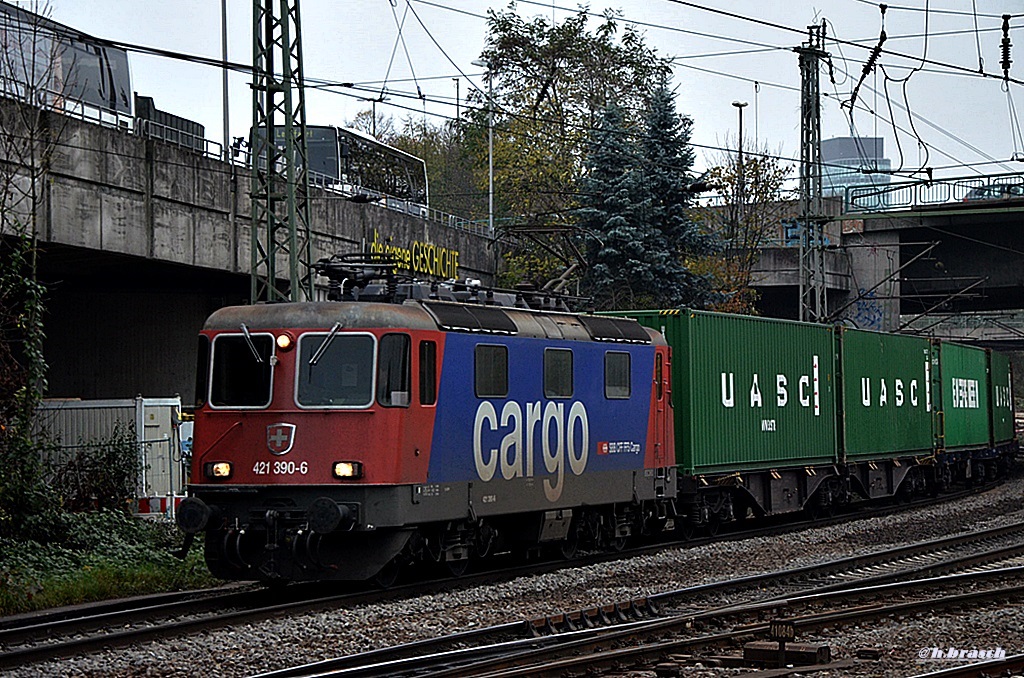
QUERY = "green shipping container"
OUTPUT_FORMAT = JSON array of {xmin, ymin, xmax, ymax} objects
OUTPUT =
[
  {"xmin": 614, "ymin": 310, "xmax": 838, "ymax": 475},
  {"xmin": 938, "ymin": 342, "xmax": 991, "ymax": 449},
  {"xmin": 838, "ymin": 328, "xmax": 934, "ymax": 459},
  {"xmin": 989, "ymin": 350, "xmax": 1014, "ymax": 445}
]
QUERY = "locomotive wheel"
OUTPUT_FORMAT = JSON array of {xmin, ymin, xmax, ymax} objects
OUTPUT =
[
  {"xmin": 557, "ymin": 526, "xmax": 580, "ymax": 560},
  {"xmin": 706, "ymin": 515, "xmax": 721, "ymax": 537},
  {"xmin": 372, "ymin": 558, "xmax": 402, "ymax": 589}
]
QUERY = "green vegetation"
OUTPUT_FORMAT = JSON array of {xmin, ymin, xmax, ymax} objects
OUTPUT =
[
  {"xmin": 0, "ymin": 509, "xmax": 217, "ymax": 616},
  {"xmin": 0, "ymin": 422, "xmax": 217, "ymax": 617}
]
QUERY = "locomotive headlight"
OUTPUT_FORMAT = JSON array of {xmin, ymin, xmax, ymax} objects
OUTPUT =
[
  {"xmin": 204, "ymin": 461, "xmax": 233, "ymax": 479},
  {"xmin": 332, "ymin": 461, "xmax": 363, "ymax": 479},
  {"xmin": 276, "ymin": 332, "xmax": 295, "ymax": 351}
]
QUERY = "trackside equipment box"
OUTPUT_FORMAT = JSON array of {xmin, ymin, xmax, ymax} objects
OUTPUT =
[{"xmin": 34, "ymin": 396, "xmax": 186, "ymax": 513}]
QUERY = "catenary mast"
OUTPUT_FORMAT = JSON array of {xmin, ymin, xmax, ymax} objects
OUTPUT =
[{"xmin": 250, "ymin": 0, "xmax": 313, "ymax": 302}]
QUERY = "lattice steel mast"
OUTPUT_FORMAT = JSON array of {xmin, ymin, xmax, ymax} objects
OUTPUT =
[
  {"xmin": 250, "ymin": 0, "xmax": 313, "ymax": 303},
  {"xmin": 795, "ymin": 23, "xmax": 829, "ymax": 322}
]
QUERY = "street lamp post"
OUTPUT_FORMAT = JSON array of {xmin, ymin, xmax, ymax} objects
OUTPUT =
[
  {"xmin": 472, "ymin": 59, "xmax": 494, "ymax": 237},
  {"xmin": 732, "ymin": 100, "xmax": 748, "ymax": 229}
]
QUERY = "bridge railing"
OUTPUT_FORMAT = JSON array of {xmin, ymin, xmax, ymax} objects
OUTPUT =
[
  {"xmin": 845, "ymin": 172, "xmax": 1024, "ymax": 212},
  {"xmin": 134, "ymin": 118, "xmax": 223, "ymax": 159},
  {"xmin": 303, "ymin": 169, "xmax": 491, "ymax": 238}
]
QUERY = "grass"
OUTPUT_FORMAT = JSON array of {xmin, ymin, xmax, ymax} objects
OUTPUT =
[{"xmin": 0, "ymin": 510, "xmax": 220, "ymax": 616}]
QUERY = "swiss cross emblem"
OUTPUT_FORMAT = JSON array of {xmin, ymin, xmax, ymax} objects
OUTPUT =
[{"xmin": 267, "ymin": 423, "xmax": 296, "ymax": 455}]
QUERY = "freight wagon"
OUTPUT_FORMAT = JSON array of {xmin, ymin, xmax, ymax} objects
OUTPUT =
[{"xmin": 614, "ymin": 309, "xmax": 1017, "ymax": 531}]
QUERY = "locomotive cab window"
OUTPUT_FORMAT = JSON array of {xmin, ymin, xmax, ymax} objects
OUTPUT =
[
  {"xmin": 475, "ymin": 344, "xmax": 508, "ymax": 398},
  {"xmin": 377, "ymin": 334, "xmax": 411, "ymax": 407},
  {"xmin": 605, "ymin": 351, "xmax": 631, "ymax": 399},
  {"xmin": 297, "ymin": 332, "xmax": 375, "ymax": 408},
  {"xmin": 544, "ymin": 348, "xmax": 573, "ymax": 398},
  {"xmin": 210, "ymin": 333, "xmax": 274, "ymax": 408},
  {"xmin": 195, "ymin": 335, "xmax": 210, "ymax": 407}
]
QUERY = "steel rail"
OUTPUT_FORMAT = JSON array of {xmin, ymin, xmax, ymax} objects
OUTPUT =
[{"xmin": 257, "ymin": 519, "xmax": 1024, "ymax": 678}]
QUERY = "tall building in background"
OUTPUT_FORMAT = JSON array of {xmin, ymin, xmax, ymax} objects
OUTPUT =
[{"xmin": 822, "ymin": 137, "xmax": 891, "ymax": 208}]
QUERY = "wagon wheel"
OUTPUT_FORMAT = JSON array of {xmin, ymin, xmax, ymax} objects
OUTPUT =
[
  {"xmin": 676, "ymin": 520, "xmax": 695, "ymax": 542},
  {"xmin": 706, "ymin": 515, "xmax": 721, "ymax": 537},
  {"xmin": 443, "ymin": 556, "xmax": 470, "ymax": 578},
  {"xmin": 608, "ymin": 534, "xmax": 628, "ymax": 552}
]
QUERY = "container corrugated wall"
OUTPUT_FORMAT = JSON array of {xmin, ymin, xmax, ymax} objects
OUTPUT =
[
  {"xmin": 988, "ymin": 350, "xmax": 1014, "ymax": 445},
  {"xmin": 839, "ymin": 328, "xmax": 934, "ymax": 459},
  {"xmin": 938, "ymin": 343, "xmax": 991, "ymax": 449},
  {"xmin": 616, "ymin": 310, "xmax": 837, "ymax": 474}
]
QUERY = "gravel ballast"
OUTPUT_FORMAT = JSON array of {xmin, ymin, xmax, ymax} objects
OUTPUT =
[{"xmin": 12, "ymin": 476, "xmax": 1024, "ymax": 678}]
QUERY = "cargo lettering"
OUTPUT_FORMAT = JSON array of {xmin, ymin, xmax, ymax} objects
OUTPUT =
[
  {"xmin": 761, "ymin": 419, "xmax": 776, "ymax": 432},
  {"xmin": 995, "ymin": 384, "xmax": 1012, "ymax": 409},
  {"xmin": 950, "ymin": 378, "xmax": 980, "ymax": 409},
  {"xmin": 473, "ymin": 400, "xmax": 589, "ymax": 502},
  {"xmin": 721, "ymin": 373, "xmax": 735, "ymax": 407},
  {"xmin": 721, "ymin": 355, "xmax": 820, "ymax": 417},
  {"xmin": 860, "ymin": 377, "xmax": 920, "ymax": 408}
]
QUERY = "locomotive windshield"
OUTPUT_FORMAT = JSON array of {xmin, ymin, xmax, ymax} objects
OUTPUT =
[
  {"xmin": 298, "ymin": 333, "xmax": 375, "ymax": 407},
  {"xmin": 210, "ymin": 334, "xmax": 274, "ymax": 407}
]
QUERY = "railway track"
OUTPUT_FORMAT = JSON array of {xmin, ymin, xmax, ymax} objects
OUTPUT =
[
  {"xmin": 254, "ymin": 519, "xmax": 1024, "ymax": 677},
  {"xmin": 0, "ymin": 485, "xmax": 1009, "ymax": 672}
]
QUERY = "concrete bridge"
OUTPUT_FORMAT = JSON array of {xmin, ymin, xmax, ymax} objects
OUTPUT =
[
  {"xmin": 747, "ymin": 178, "xmax": 1024, "ymax": 349},
  {"xmin": 4, "ymin": 103, "xmax": 498, "ymax": 404}
]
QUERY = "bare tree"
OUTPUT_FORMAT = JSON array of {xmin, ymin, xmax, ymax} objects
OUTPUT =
[{"xmin": 690, "ymin": 139, "xmax": 794, "ymax": 314}]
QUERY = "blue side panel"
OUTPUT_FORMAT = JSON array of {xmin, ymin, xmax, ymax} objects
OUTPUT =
[{"xmin": 428, "ymin": 334, "xmax": 654, "ymax": 491}]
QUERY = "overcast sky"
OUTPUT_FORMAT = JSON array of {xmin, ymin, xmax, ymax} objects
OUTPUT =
[{"xmin": 45, "ymin": 0, "xmax": 1024, "ymax": 180}]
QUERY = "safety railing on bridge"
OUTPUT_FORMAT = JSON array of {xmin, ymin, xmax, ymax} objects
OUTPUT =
[
  {"xmin": 845, "ymin": 172, "xmax": 1024, "ymax": 212},
  {"xmin": 301, "ymin": 168, "xmax": 492, "ymax": 238},
  {"xmin": 134, "ymin": 118, "xmax": 223, "ymax": 159}
]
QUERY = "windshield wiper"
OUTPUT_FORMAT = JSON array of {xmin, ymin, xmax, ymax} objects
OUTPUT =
[
  {"xmin": 240, "ymin": 323, "xmax": 264, "ymax": 363},
  {"xmin": 309, "ymin": 322, "xmax": 343, "ymax": 366}
]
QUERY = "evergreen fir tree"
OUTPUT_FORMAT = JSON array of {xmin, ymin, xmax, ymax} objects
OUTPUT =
[
  {"xmin": 578, "ymin": 103, "xmax": 670, "ymax": 310},
  {"xmin": 640, "ymin": 80, "xmax": 717, "ymax": 307}
]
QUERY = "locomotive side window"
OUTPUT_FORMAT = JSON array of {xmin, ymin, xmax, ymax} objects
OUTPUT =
[
  {"xmin": 297, "ymin": 333, "xmax": 375, "ymax": 407},
  {"xmin": 419, "ymin": 340, "xmax": 437, "ymax": 406},
  {"xmin": 195, "ymin": 335, "xmax": 210, "ymax": 407},
  {"xmin": 655, "ymin": 353, "xmax": 664, "ymax": 400},
  {"xmin": 544, "ymin": 348, "xmax": 573, "ymax": 398},
  {"xmin": 377, "ymin": 334, "xmax": 411, "ymax": 407},
  {"xmin": 475, "ymin": 344, "xmax": 508, "ymax": 397},
  {"xmin": 605, "ymin": 351, "xmax": 631, "ymax": 399},
  {"xmin": 210, "ymin": 334, "xmax": 274, "ymax": 408}
]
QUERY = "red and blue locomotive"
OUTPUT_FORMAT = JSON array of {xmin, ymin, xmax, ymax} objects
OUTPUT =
[{"xmin": 177, "ymin": 256, "xmax": 675, "ymax": 582}]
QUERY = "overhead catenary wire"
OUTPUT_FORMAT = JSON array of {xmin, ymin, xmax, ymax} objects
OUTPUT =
[{"xmin": 7, "ymin": 2, "xmax": 1019, "ymax": 185}]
